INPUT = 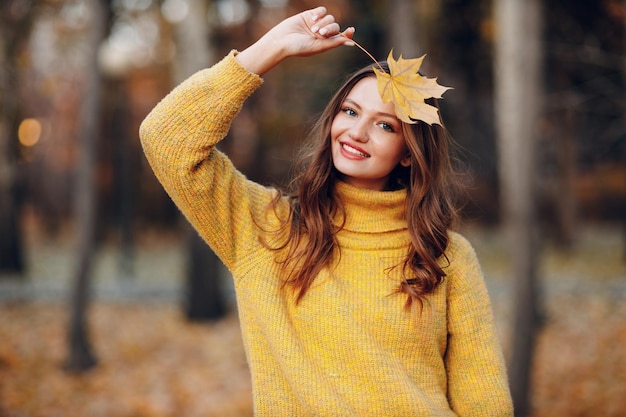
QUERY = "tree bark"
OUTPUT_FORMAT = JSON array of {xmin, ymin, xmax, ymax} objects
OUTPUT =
[
  {"xmin": 64, "ymin": 0, "xmax": 106, "ymax": 372},
  {"xmin": 623, "ymin": 0, "xmax": 626, "ymax": 262},
  {"xmin": 185, "ymin": 229, "xmax": 226, "ymax": 320},
  {"xmin": 494, "ymin": 0, "xmax": 543, "ymax": 415},
  {"xmin": 0, "ymin": 0, "xmax": 32, "ymax": 275},
  {"xmin": 172, "ymin": 0, "xmax": 227, "ymax": 321},
  {"xmin": 554, "ymin": 106, "xmax": 576, "ymax": 248},
  {"xmin": 387, "ymin": 0, "xmax": 419, "ymax": 57},
  {"xmin": 110, "ymin": 83, "xmax": 135, "ymax": 279}
]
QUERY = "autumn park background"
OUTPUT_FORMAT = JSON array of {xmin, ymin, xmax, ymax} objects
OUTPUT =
[{"xmin": 0, "ymin": 0, "xmax": 625, "ymax": 416}]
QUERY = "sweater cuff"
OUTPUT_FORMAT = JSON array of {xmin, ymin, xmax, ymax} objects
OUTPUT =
[{"xmin": 213, "ymin": 49, "xmax": 264, "ymax": 95}]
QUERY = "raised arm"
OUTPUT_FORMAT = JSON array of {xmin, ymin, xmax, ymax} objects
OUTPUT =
[{"xmin": 139, "ymin": 7, "xmax": 354, "ymax": 270}]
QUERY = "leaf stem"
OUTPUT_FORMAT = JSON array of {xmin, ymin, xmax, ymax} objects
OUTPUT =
[{"xmin": 341, "ymin": 33, "xmax": 385, "ymax": 73}]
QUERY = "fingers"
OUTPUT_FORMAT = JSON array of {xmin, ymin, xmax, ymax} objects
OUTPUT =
[
  {"xmin": 307, "ymin": 7, "xmax": 342, "ymax": 37},
  {"xmin": 311, "ymin": 18, "xmax": 339, "ymax": 36},
  {"xmin": 340, "ymin": 26, "xmax": 356, "ymax": 46},
  {"xmin": 284, "ymin": 6, "xmax": 355, "ymax": 55},
  {"xmin": 307, "ymin": 6, "xmax": 328, "ymax": 24}
]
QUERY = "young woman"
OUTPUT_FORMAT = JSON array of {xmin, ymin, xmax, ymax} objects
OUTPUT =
[{"xmin": 140, "ymin": 6, "xmax": 513, "ymax": 416}]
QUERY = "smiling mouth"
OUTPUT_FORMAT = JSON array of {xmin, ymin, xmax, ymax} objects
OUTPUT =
[{"xmin": 341, "ymin": 142, "xmax": 370, "ymax": 158}]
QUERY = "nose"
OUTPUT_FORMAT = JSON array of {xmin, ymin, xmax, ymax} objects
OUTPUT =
[{"xmin": 347, "ymin": 119, "xmax": 369, "ymax": 143}]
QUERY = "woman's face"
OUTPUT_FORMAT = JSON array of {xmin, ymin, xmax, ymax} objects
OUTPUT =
[{"xmin": 330, "ymin": 77, "xmax": 410, "ymax": 191}]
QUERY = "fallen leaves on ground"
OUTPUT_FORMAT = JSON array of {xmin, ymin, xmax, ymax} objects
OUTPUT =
[
  {"xmin": 0, "ymin": 303, "xmax": 253, "ymax": 417},
  {"xmin": 1, "ymin": 293, "xmax": 625, "ymax": 417},
  {"xmin": 530, "ymin": 295, "xmax": 626, "ymax": 417}
]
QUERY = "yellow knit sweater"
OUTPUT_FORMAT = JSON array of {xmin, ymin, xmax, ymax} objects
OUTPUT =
[{"xmin": 140, "ymin": 51, "xmax": 513, "ymax": 417}]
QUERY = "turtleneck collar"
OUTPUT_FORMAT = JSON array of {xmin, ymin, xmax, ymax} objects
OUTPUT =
[{"xmin": 334, "ymin": 181, "xmax": 408, "ymax": 233}]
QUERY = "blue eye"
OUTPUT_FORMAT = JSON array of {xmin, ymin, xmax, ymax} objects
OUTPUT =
[
  {"xmin": 379, "ymin": 122, "xmax": 395, "ymax": 132},
  {"xmin": 342, "ymin": 108, "xmax": 357, "ymax": 117}
]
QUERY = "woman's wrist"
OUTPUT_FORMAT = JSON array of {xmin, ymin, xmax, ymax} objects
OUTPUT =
[{"xmin": 235, "ymin": 33, "xmax": 288, "ymax": 77}]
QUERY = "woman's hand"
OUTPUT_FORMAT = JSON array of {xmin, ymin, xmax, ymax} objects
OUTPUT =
[
  {"xmin": 237, "ymin": 6, "xmax": 355, "ymax": 76},
  {"xmin": 267, "ymin": 6, "xmax": 355, "ymax": 57}
]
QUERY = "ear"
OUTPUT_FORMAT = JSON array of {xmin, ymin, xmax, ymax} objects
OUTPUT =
[{"xmin": 400, "ymin": 153, "xmax": 411, "ymax": 168}]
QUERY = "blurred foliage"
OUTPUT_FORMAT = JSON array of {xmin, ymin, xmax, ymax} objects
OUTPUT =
[{"xmin": 1, "ymin": 0, "xmax": 625, "ymax": 240}]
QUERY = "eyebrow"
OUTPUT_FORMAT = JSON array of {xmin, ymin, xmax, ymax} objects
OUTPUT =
[{"xmin": 343, "ymin": 98, "xmax": 399, "ymax": 121}]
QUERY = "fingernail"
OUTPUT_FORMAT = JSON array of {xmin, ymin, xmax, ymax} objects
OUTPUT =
[
  {"xmin": 319, "ymin": 28, "xmax": 328, "ymax": 35},
  {"xmin": 311, "ymin": 13, "xmax": 318, "ymax": 21},
  {"xmin": 311, "ymin": 25, "xmax": 319, "ymax": 33}
]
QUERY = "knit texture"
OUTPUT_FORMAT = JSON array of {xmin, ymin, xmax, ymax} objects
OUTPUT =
[{"xmin": 140, "ymin": 51, "xmax": 514, "ymax": 416}]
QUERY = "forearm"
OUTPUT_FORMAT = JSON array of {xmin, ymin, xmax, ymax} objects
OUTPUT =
[
  {"xmin": 140, "ymin": 52, "xmax": 262, "ymax": 172},
  {"xmin": 236, "ymin": 31, "xmax": 287, "ymax": 76}
]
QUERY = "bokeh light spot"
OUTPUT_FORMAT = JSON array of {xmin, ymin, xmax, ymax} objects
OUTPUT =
[{"xmin": 18, "ymin": 118, "xmax": 42, "ymax": 147}]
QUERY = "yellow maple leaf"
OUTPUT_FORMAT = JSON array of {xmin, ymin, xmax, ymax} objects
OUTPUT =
[{"xmin": 373, "ymin": 50, "xmax": 451, "ymax": 125}]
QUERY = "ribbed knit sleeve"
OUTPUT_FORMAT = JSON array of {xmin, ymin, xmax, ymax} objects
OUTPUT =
[
  {"xmin": 139, "ymin": 51, "xmax": 274, "ymax": 272},
  {"xmin": 445, "ymin": 233, "xmax": 514, "ymax": 416}
]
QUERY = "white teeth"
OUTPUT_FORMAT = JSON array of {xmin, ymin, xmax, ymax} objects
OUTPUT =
[{"xmin": 342, "ymin": 143, "xmax": 369, "ymax": 158}]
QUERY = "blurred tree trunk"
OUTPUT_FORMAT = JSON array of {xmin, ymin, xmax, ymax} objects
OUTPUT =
[
  {"xmin": 623, "ymin": 0, "xmax": 626, "ymax": 262},
  {"xmin": 386, "ymin": 0, "xmax": 419, "ymax": 57},
  {"xmin": 110, "ymin": 83, "xmax": 135, "ymax": 279},
  {"xmin": 186, "ymin": 230, "xmax": 226, "ymax": 319},
  {"xmin": 553, "ymin": 105, "xmax": 576, "ymax": 248},
  {"xmin": 0, "ymin": 0, "xmax": 34, "ymax": 275},
  {"xmin": 172, "ymin": 0, "xmax": 226, "ymax": 321},
  {"xmin": 64, "ymin": 0, "xmax": 107, "ymax": 372},
  {"xmin": 494, "ymin": 0, "xmax": 543, "ymax": 415}
]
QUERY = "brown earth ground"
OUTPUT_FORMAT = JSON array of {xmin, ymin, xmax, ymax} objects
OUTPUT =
[{"xmin": 1, "ymin": 223, "xmax": 625, "ymax": 417}]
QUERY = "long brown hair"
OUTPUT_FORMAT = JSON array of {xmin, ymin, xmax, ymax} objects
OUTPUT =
[{"xmin": 268, "ymin": 62, "xmax": 461, "ymax": 308}]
